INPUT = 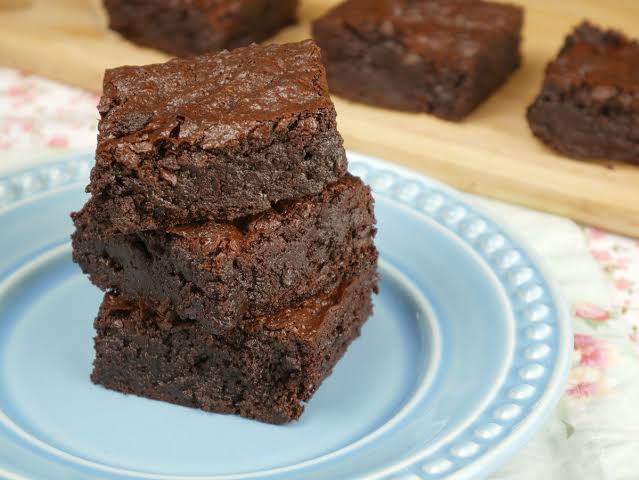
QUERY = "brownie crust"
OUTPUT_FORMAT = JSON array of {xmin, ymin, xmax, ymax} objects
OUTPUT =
[
  {"xmin": 527, "ymin": 22, "xmax": 639, "ymax": 163},
  {"xmin": 91, "ymin": 267, "xmax": 378, "ymax": 424},
  {"xmin": 312, "ymin": 0, "xmax": 523, "ymax": 120},
  {"xmin": 89, "ymin": 41, "xmax": 347, "ymax": 234},
  {"xmin": 73, "ymin": 175, "xmax": 377, "ymax": 334},
  {"xmin": 103, "ymin": 0, "xmax": 298, "ymax": 57}
]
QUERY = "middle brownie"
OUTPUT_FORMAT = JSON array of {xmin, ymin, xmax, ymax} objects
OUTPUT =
[{"xmin": 72, "ymin": 174, "xmax": 377, "ymax": 334}]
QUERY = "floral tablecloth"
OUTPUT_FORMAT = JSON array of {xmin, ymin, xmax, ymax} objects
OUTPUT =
[{"xmin": 1, "ymin": 68, "xmax": 637, "ymax": 479}]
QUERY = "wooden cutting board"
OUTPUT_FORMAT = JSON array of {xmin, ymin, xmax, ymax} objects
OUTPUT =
[{"xmin": 1, "ymin": 0, "xmax": 638, "ymax": 236}]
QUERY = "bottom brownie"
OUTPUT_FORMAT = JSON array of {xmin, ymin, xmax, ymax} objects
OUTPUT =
[{"xmin": 91, "ymin": 267, "xmax": 377, "ymax": 424}]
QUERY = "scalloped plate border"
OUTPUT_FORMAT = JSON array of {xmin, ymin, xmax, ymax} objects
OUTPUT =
[
  {"xmin": 0, "ymin": 152, "xmax": 572, "ymax": 480},
  {"xmin": 348, "ymin": 153, "xmax": 572, "ymax": 480}
]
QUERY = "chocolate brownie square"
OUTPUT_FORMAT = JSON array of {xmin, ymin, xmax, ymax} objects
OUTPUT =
[
  {"xmin": 103, "ymin": 0, "xmax": 298, "ymax": 57},
  {"xmin": 312, "ymin": 0, "xmax": 523, "ymax": 120},
  {"xmin": 89, "ymin": 40, "xmax": 347, "ymax": 234},
  {"xmin": 73, "ymin": 175, "xmax": 377, "ymax": 334},
  {"xmin": 527, "ymin": 22, "xmax": 639, "ymax": 163},
  {"xmin": 91, "ymin": 267, "xmax": 378, "ymax": 424}
]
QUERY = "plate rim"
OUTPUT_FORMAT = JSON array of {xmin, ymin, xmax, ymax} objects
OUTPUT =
[
  {"xmin": 0, "ymin": 151, "xmax": 572, "ymax": 480},
  {"xmin": 348, "ymin": 152, "xmax": 572, "ymax": 480}
]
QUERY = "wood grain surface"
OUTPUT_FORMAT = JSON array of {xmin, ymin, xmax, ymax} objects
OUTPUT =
[{"xmin": 1, "ymin": 0, "xmax": 638, "ymax": 236}]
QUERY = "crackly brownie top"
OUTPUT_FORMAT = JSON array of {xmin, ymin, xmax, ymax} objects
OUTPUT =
[
  {"xmin": 545, "ymin": 22, "xmax": 639, "ymax": 95},
  {"xmin": 97, "ymin": 40, "xmax": 333, "ymax": 149},
  {"xmin": 316, "ymin": 0, "xmax": 522, "ymax": 63}
]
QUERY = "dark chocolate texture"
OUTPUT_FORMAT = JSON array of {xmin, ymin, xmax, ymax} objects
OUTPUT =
[
  {"xmin": 73, "ymin": 175, "xmax": 377, "ymax": 334},
  {"xmin": 103, "ymin": 0, "xmax": 298, "ymax": 57},
  {"xmin": 89, "ymin": 40, "xmax": 347, "ymax": 234},
  {"xmin": 91, "ymin": 267, "xmax": 378, "ymax": 424},
  {"xmin": 312, "ymin": 0, "xmax": 523, "ymax": 120},
  {"xmin": 527, "ymin": 22, "xmax": 639, "ymax": 163}
]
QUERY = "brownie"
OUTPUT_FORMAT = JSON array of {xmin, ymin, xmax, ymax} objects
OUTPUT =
[
  {"xmin": 91, "ymin": 266, "xmax": 377, "ymax": 424},
  {"xmin": 527, "ymin": 22, "xmax": 639, "ymax": 163},
  {"xmin": 73, "ymin": 175, "xmax": 377, "ymax": 334},
  {"xmin": 103, "ymin": 0, "xmax": 298, "ymax": 57},
  {"xmin": 89, "ymin": 40, "xmax": 347, "ymax": 235},
  {"xmin": 312, "ymin": 0, "xmax": 523, "ymax": 120}
]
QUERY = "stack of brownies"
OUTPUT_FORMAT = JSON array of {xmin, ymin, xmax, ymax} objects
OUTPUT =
[{"xmin": 71, "ymin": 40, "xmax": 378, "ymax": 424}]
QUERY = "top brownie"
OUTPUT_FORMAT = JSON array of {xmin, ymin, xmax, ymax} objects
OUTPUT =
[
  {"xmin": 526, "ymin": 22, "xmax": 639, "ymax": 162},
  {"xmin": 312, "ymin": 0, "xmax": 523, "ymax": 119},
  {"xmin": 103, "ymin": 0, "xmax": 298, "ymax": 57},
  {"xmin": 89, "ymin": 40, "xmax": 347, "ymax": 234}
]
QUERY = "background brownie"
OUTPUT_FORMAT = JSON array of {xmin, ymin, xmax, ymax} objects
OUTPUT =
[
  {"xmin": 89, "ymin": 41, "xmax": 347, "ymax": 234},
  {"xmin": 103, "ymin": 0, "xmax": 298, "ymax": 57},
  {"xmin": 73, "ymin": 175, "xmax": 377, "ymax": 334},
  {"xmin": 312, "ymin": 0, "xmax": 523, "ymax": 120},
  {"xmin": 527, "ymin": 22, "xmax": 639, "ymax": 163},
  {"xmin": 92, "ymin": 267, "xmax": 378, "ymax": 424}
]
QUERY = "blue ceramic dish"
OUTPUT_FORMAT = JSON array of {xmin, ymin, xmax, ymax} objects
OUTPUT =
[{"xmin": 0, "ymin": 152, "xmax": 571, "ymax": 480}]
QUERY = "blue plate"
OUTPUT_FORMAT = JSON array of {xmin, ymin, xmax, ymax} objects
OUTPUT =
[{"xmin": 0, "ymin": 152, "xmax": 571, "ymax": 480}]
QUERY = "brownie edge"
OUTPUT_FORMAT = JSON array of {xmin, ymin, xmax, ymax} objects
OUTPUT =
[
  {"xmin": 91, "ymin": 267, "xmax": 378, "ymax": 424},
  {"xmin": 103, "ymin": 0, "xmax": 299, "ymax": 57}
]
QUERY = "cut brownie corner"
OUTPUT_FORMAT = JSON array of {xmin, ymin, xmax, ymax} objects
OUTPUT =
[
  {"xmin": 526, "ymin": 21, "xmax": 639, "ymax": 163},
  {"xmin": 561, "ymin": 20, "xmax": 630, "ymax": 52},
  {"xmin": 91, "ymin": 266, "xmax": 378, "ymax": 424}
]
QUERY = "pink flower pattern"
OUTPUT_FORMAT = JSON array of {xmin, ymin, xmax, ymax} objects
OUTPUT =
[
  {"xmin": 46, "ymin": 136, "xmax": 70, "ymax": 149},
  {"xmin": 590, "ymin": 250, "xmax": 612, "ymax": 262},
  {"xmin": 567, "ymin": 382, "xmax": 597, "ymax": 398},
  {"xmin": 585, "ymin": 226, "xmax": 639, "ymax": 356},
  {"xmin": 7, "ymin": 85, "xmax": 27, "ymax": 97},
  {"xmin": 615, "ymin": 278, "xmax": 632, "ymax": 291},
  {"xmin": 567, "ymin": 334, "xmax": 610, "ymax": 398},
  {"xmin": 0, "ymin": 68, "xmax": 97, "ymax": 152},
  {"xmin": 574, "ymin": 334, "xmax": 608, "ymax": 367},
  {"xmin": 574, "ymin": 303, "xmax": 610, "ymax": 322}
]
